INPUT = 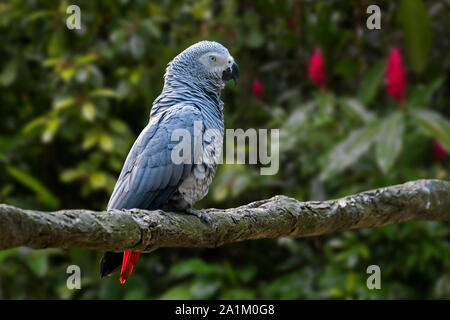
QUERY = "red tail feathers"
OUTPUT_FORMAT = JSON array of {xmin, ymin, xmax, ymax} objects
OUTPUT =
[{"xmin": 120, "ymin": 251, "xmax": 141, "ymax": 284}]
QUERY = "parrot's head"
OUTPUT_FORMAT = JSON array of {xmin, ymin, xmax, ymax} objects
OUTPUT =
[{"xmin": 167, "ymin": 40, "xmax": 239, "ymax": 89}]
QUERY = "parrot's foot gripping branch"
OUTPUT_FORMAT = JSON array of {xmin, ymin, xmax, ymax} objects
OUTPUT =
[{"xmin": 185, "ymin": 207, "xmax": 215, "ymax": 225}]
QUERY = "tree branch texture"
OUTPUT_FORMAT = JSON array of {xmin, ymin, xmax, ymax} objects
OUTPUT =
[{"xmin": 0, "ymin": 179, "xmax": 449, "ymax": 253}]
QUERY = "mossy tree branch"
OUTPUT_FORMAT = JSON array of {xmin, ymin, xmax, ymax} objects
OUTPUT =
[{"xmin": 0, "ymin": 179, "xmax": 449, "ymax": 252}]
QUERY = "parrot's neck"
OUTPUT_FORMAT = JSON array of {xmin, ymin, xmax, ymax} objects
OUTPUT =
[{"xmin": 151, "ymin": 75, "xmax": 224, "ymax": 119}]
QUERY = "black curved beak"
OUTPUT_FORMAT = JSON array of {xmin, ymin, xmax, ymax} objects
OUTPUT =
[{"xmin": 222, "ymin": 62, "xmax": 240, "ymax": 84}]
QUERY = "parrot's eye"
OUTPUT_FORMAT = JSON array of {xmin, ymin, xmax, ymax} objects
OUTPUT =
[{"xmin": 209, "ymin": 56, "xmax": 216, "ymax": 62}]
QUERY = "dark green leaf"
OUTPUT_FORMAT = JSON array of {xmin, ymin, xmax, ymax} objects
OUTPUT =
[
  {"xmin": 398, "ymin": 0, "xmax": 432, "ymax": 74},
  {"xmin": 6, "ymin": 166, "xmax": 59, "ymax": 209},
  {"xmin": 407, "ymin": 77, "xmax": 445, "ymax": 109},
  {"xmin": 357, "ymin": 60, "xmax": 385, "ymax": 105},
  {"xmin": 169, "ymin": 258, "xmax": 224, "ymax": 277}
]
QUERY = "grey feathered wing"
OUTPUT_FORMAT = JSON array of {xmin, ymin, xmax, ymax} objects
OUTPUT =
[
  {"xmin": 108, "ymin": 103, "xmax": 203, "ymax": 211},
  {"xmin": 100, "ymin": 103, "xmax": 203, "ymax": 277}
]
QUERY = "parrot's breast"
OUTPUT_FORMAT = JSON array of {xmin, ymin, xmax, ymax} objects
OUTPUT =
[{"xmin": 177, "ymin": 163, "xmax": 218, "ymax": 205}]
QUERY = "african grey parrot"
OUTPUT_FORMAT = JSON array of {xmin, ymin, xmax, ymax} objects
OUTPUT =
[{"xmin": 99, "ymin": 41, "xmax": 239, "ymax": 283}]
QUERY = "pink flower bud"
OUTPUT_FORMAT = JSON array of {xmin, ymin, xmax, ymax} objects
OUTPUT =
[
  {"xmin": 308, "ymin": 49, "xmax": 326, "ymax": 89},
  {"xmin": 286, "ymin": 16, "xmax": 295, "ymax": 29},
  {"xmin": 252, "ymin": 78, "xmax": 264, "ymax": 99},
  {"xmin": 433, "ymin": 140, "xmax": 447, "ymax": 162},
  {"xmin": 385, "ymin": 48, "xmax": 407, "ymax": 106}
]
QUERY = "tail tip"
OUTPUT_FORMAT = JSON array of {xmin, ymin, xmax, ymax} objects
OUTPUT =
[{"xmin": 119, "ymin": 274, "xmax": 128, "ymax": 284}]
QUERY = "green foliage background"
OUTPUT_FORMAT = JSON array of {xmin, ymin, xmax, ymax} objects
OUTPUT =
[{"xmin": 0, "ymin": 0, "xmax": 449, "ymax": 299}]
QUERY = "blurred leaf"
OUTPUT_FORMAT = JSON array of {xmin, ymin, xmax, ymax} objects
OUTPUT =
[
  {"xmin": 110, "ymin": 119, "xmax": 130, "ymax": 133},
  {"xmin": 412, "ymin": 109, "xmax": 450, "ymax": 150},
  {"xmin": 339, "ymin": 98, "xmax": 376, "ymax": 124},
  {"xmin": 47, "ymin": 31, "xmax": 65, "ymax": 57},
  {"xmin": 89, "ymin": 88, "xmax": 117, "ymax": 98},
  {"xmin": 329, "ymin": 288, "xmax": 344, "ymax": 298},
  {"xmin": 169, "ymin": 258, "xmax": 223, "ymax": 277},
  {"xmin": 357, "ymin": 60, "xmax": 385, "ymax": 105},
  {"xmin": 60, "ymin": 67, "xmax": 75, "ymax": 82},
  {"xmin": 26, "ymin": 252, "xmax": 49, "ymax": 277},
  {"xmin": 41, "ymin": 117, "xmax": 60, "ymax": 143},
  {"xmin": 82, "ymin": 132, "xmax": 98, "ymax": 150},
  {"xmin": 99, "ymin": 134, "xmax": 114, "ymax": 151},
  {"xmin": 159, "ymin": 284, "xmax": 192, "ymax": 300},
  {"xmin": 212, "ymin": 165, "xmax": 251, "ymax": 201},
  {"xmin": 130, "ymin": 35, "xmax": 146, "ymax": 58},
  {"xmin": 264, "ymin": 270, "xmax": 313, "ymax": 299},
  {"xmin": 0, "ymin": 248, "xmax": 18, "ymax": 263},
  {"xmin": 237, "ymin": 265, "xmax": 257, "ymax": 283},
  {"xmin": 408, "ymin": 77, "xmax": 445, "ymax": 109},
  {"xmin": 99, "ymin": 278, "xmax": 122, "ymax": 299},
  {"xmin": 0, "ymin": 135, "xmax": 20, "ymax": 158},
  {"xmin": 434, "ymin": 275, "xmax": 450, "ymax": 298},
  {"xmin": 315, "ymin": 91, "xmax": 335, "ymax": 125},
  {"xmin": 398, "ymin": 0, "xmax": 432, "ymax": 74},
  {"xmin": 124, "ymin": 287, "xmax": 148, "ymax": 299},
  {"xmin": 24, "ymin": 249, "xmax": 61, "ymax": 277},
  {"xmin": 320, "ymin": 121, "xmax": 381, "ymax": 180},
  {"xmin": 220, "ymin": 288, "xmax": 256, "ymax": 299},
  {"xmin": 6, "ymin": 166, "xmax": 59, "ymax": 209},
  {"xmin": 76, "ymin": 69, "xmax": 89, "ymax": 83},
  {"xmin": 74, "ymin": 53, "xmax": 99, "ymax": 65},
  {"xmin": 53, "ymin": 97, "xmax": 75, "ymax": 110},
  {"xmin": 60, "ymin": 168, "xmax": 84, "ymax": 183},
  {"xmin": 376, "ymin": 111, "xmax": 404, "ymax": 173},
  {"xmin": 142, "ymin": 19, "xmax": 161, "ymax": 38},
  {"xmin": 22, "ymin": 116, "xmax": 46, "ymax": 134},
  {"xmin": 81, "ymin": 101, "xmax": 96, "ymax": 121},
  {"xmin": 89, "ymin": 171, "xmax": 108, "ymax": 189},
  {"xmin": 129, "ymin": 69, "xmax": 141, "ymax": 84},
  {"xmin": 42, "ymin": 58, "xmax": 61, "ymax": 67},
  {"xmin": 116, "ymin": 80, "xmax": 132, "ymax": 99},
  {"xmin": 25, "ymin": 10, "xmax": 54, "ymax": 22},
  {"xmin": 191, "ymin": 279, "xmax": 221, "ymax": 299},
  {"xmin": 0, "ymin": 62, "xmax": 17, "ymax": 86},
  {"xmin": 248, "ymin": 29, "xmax": 264, "ymax": 48}
]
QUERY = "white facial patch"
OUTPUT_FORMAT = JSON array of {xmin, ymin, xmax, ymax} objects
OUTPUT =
[{"xmin": 199, "ymin": 52, "xmax": 233, "ymax": 74}]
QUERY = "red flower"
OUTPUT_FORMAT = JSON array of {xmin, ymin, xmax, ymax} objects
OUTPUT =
[
  {"xmin": 252, "ymin": 78, "xmax": 264, "ymax": 99},
  {"xmin": 286, "ymin": 16, "xmax": 295, "ymax": 29},
  {"xmin": 385, "ymin": 48, "xmax": 407, "ymax": 105},
  {"xmin": 433, "ymin": 140, "xmax": 447, "ymax": 162},
  {"xmin": 308, "ymin": 49, "xmax": 326, "ymax": 89}
]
